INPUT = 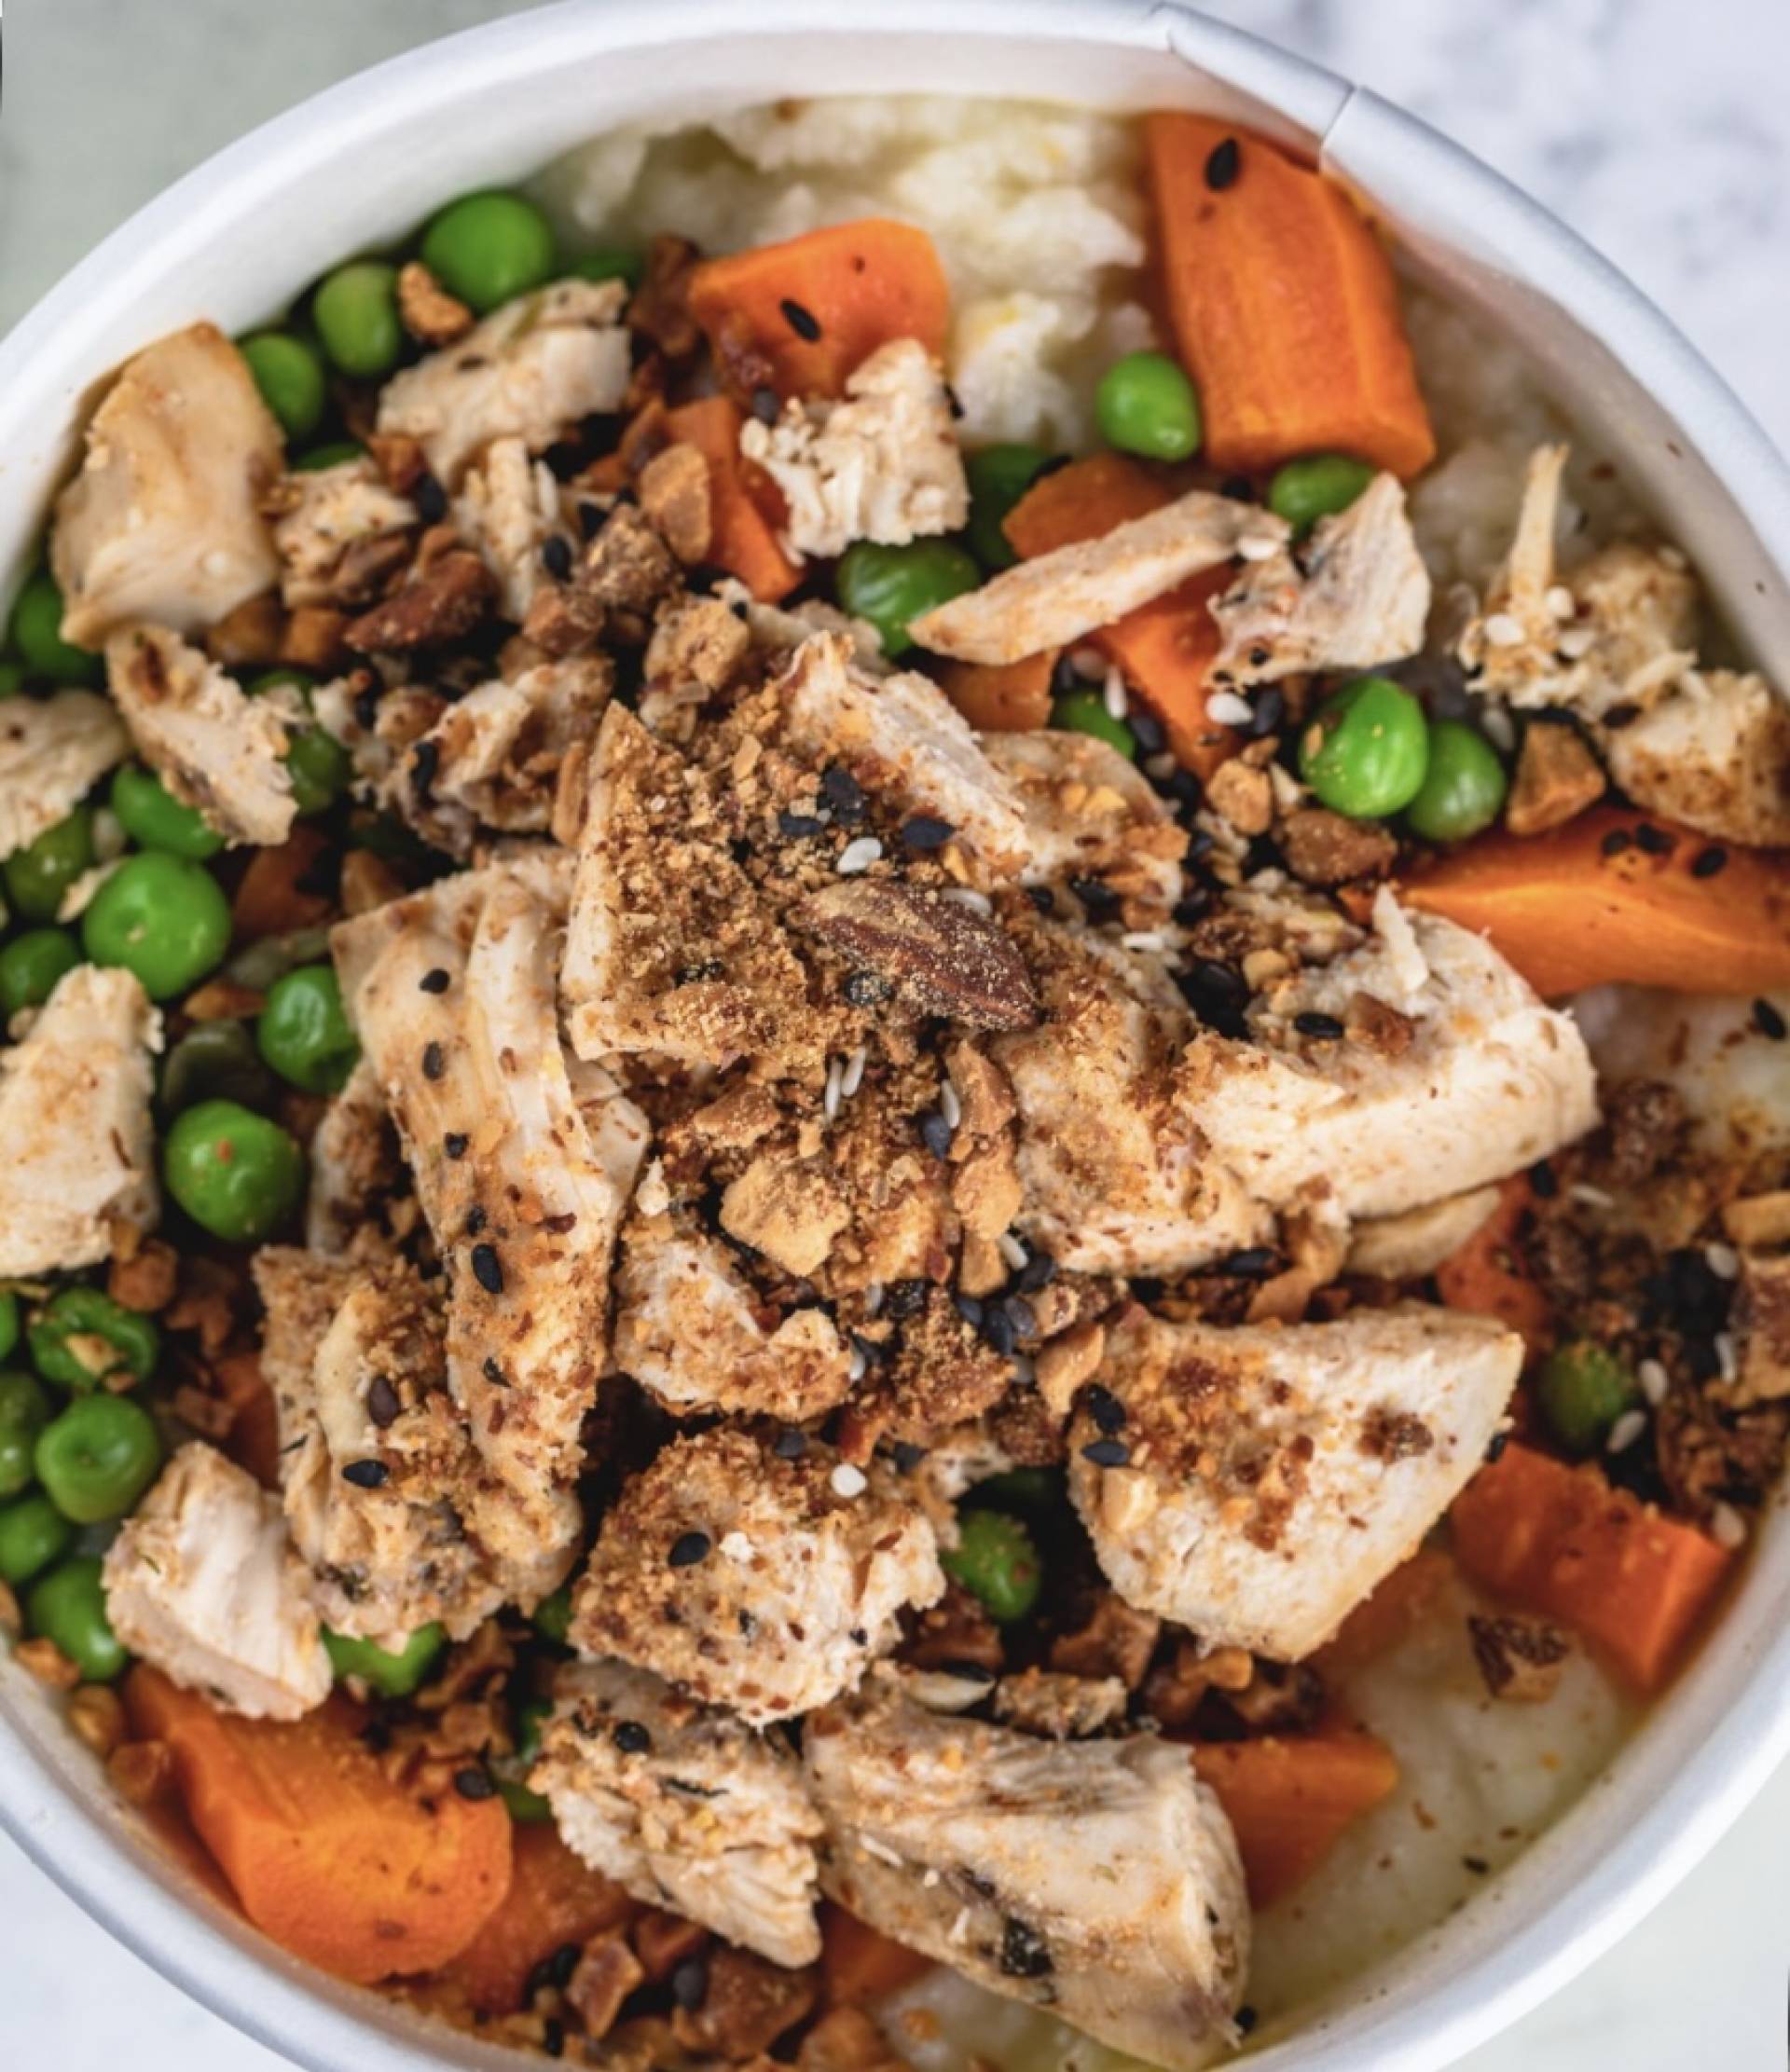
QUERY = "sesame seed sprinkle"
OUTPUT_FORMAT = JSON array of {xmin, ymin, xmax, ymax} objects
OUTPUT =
[
  {"xmin": 1705, "ymin": 1242, "xmax": 1741, "ymax": 1280},
  {"xmin": 1103, "ymin": 667, "xmax": 1128, "ymax": 721},
  {"xmin": 1605, "ymin": 1408, "xmax": 1647, "ymax": 1454},
  {"xmin": 1206, "ymin": 690, "xmax": 1255, "ymax": 728},
  {"xmin": 938, "ymin": 1078, "xmax": 963, "ymax": 1130},
  {"xmin": 823, "ymin": 1057, "xmax": 844, "ymax": 1123},
  {"xmin": 1638, "ymin": 1358, "xmax": 1670, "ymax": 1406},
  {"xmin": 836, "ymin": 834, "xmax": 883, "ymax": 875},
  {"xmin": 998, "ymin": 1231, "xmax": 1030, "ymax": 1271},
  {"xmin": 831, "ymin": 1462, "xmax": 868, "ymax": 1498},
  {"xmin": 841, "ymin": 1047, "xmax": 868, "ymax": 1099}
]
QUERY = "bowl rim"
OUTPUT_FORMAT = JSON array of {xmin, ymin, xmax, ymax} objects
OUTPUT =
[{"xmin": 3, "ymin": 5, "xmax": 1789, "ymax": 2071}]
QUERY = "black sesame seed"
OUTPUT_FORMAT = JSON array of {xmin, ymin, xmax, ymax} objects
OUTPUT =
[
  {"xmin": 1600, "ymin": 827, "xmax": 1632, "ymax": 857},
  {"xmin": 1085, "ymin": 1384, "xmax": 1126, "ymax": 1434},
  {"xmin": 1026, "ymin": 885, "xmax": 1056, "ymax": 913},
  {"xmin": 779, "ymin": 297, "xmax": 822, "ymax": 342},
  {"xmin": 1754, "ymin": 997, "xmax": 1787, "ymax": 1040},
  {"xmin": 419, "ymin": 967, "xmax": 450, "ymax": 995},
  {"xmin": 470, "ymin": 1242, "xmax": 504, "ymax": 1295},
  {"xmin": 1692, "ymin": 844, "xmax": 1728, "ymax": 879},
  {"xmin": 1000, "ymin": 1917, "xmax": 1054, "ymax": 1979},
  {"xmin": 541, "ymin": 533, "xmax": 573, "ymax": 580},
  {"xmin": 774, "ymin": 1427, "xmax": 808, "ymax": 1461},
  {"xmin": 453, "ymin": 1766, "xmax": 497, "ymax": 1801},
  {"xmin": 750, "ymin": 384, "xmax": 780, "ymax": 425},
  {"xmin": 887, "ymin": 1278, "xmax": 931, "ymax": 1320},
  {"xmin": 1068, "ymin": 875, "xmax": 1120, "ymax": 918},
  {"xmin": 891, "ymin": 1440, "xmax": 929, "ymax": 1474},
  {"xmin": 1484, "ymin": 1429, "xmax": 1509, "ymax": 1464},
  {"xmin": 821, "ymin": 764, "xmax": 867, "ymax": 824},
  {"xmin": 843, "ymin": 969, "xmax": 894, "ymax": 1008},
  {"xmin": 342, "ymin": 1457, "xmax": 388, "ymax": 1489},
  {"xmin": 1294, "ymin": 1010, "xmax": 1345, "ymax": 1040},
  {"xmin": 1177, "ymin": 957, "xmax": 1249, "ymax": 1037},
  {"xmin": 1634, "ymin": 822, "xmax": 1674, "ymax": 856},
  {"xmin": 954, "ymin": 1292, "xmax": 985, "ymax": 1330},
  {"xmin": 917, "ymin": 1108, "xmax": 954, "ymax": 1159},
  {"xmin": 367, "ymin": 1375, "xmax": 401, "ymax": 1428},
  {"xmin": 670, "ymin": 1955, "xmax": 709, "ymax": 2010},
  {"xmin": 901, "ymin": 814, "xmax": 956, "ymax": 852},
  {"xmin": 1015, "ymin": 1249, "xmax": 1058, "ymax": 1295},
  {"xmin": 482, "ymin": 1356, "xmax": 508, "ymax": 1388},
  {"xmin": 421, "ymin": 1040, "xmax": 445, "ymax": 1081},
  {"xmin": 981, "ymin": 1305, "xmax": 1015, "ymax": 1355},
  {"xmin": 613, "ymin": 1719, "xmax": 652, "ymax": 1755},
  {"xmin": 1081, "ymin": 1437, "xmax": 1131, "ymax": 1468},
  {"xmin": 1250, "ymin": 684, "xmax": 1287, "ymax": 737},
  {"xmin": 1205, "ymin": 136, "xmax": 1242, "ymax": 190},
  {"xmin": 1172, "ymin": 888, "xmax": 1213, "ymax": 928},
  {"xmin": 668, "ymin": 1530, "xmax": 712, "ymax": 1569},
  {"xmin": 412, "ymin": 473, "xmax": 448, "ymax": 524},
  {"xmin": 1601, "ymin": 701, "xmax": 1641, "ymax": 729},
  {"xmin": 1001, "ymin": 1295, "xmax": 1037, "ymax": 1339},
  {"xmin": 1128, "ymin": 706, "xmax": 1166, "ymax": 756},
  {"xmin": 1236, "ymin": 2006, "xmax": 1260, "ymax": 2038},
  {"xmin": 1529, "ymin": 1158, "xmax": 1558, "ymax": 1199},
  {"xmin": 1219, "ymin": 1246, "xmax": 1280, "ymax": 1280},
  {"xmin": 778, "ymin": 808, "xmax": 827, "ymax": 840}
]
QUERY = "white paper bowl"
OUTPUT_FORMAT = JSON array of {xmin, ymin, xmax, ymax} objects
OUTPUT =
[{"xmin": 2, "ymin": 5, "xmax": 1787, "ymax": 2069}]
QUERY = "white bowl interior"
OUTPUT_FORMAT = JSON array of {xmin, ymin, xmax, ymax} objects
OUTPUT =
[{"xmin": 3, "ymin": 6, "xmax": 1788, "ymax": 2070}]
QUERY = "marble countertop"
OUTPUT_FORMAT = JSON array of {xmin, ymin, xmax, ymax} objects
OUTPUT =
[{"xmin": 2, "ymin": 2, "xmax": 1787, "ymax": 2067}]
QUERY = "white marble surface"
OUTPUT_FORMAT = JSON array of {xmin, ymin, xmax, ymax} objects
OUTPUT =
[{"xmin": 2, "ymin": 1, "xmax": 1787, "ymax": 2066}]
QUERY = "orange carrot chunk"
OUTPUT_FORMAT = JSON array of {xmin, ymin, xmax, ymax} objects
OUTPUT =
[
  {"xmin": 936, "ymin": 649, "xmax": 1059, "ymax": 734},
  {"xmin": 1192, "ymin": 1732, "xmax": 1401, "ymax": 1907},
  {"xmin": 434, "ymin": 1821, "xmax": 635, "ymax": 2017},
  {"xmin": 1143, "ymin": 113, "xmax": 1435, "ymax": 478},
  {"xmin": 126, "ymin": 1667, "xmax": 513, "ymax": 1983},
  {"xmin": 1402, "ymin": 805, "xmax": 1790, "ymax": 997},
  {"xmin": 819, "ymin": 1902, "xmax": 934, "ymax": 2007},
  {"xmin": 662, "ymin": 395, "xmax": 802, "ymax": 603},
  {"xmin": 1002, "ymin": 454, "xmax": 1237, "ymax": 776},
  {"xmin": 1450, "ymin": 1443, "xmax": 1736, "ymax": 1692},
  {"xmin": 1434, "ymin": 1175, "xmax": 1553, "ymax": 1357},
  {"xmin": 687, "ymin": 218, "xmax": 952, "ymax": 401}
]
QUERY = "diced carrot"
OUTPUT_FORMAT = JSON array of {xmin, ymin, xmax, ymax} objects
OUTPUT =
[
  {"xmin": 1143, "ymin": 114, "xmax": 1435, "ymax": 478},
  {"xmin": 1191, "ymin": 1731, "xmax": 1401, "ymax": 1907},
  {"xmin": 1450, "ymin": 1443, "xmax": 1737, "ymax": 1692},
  {"xmin": 1401, "ymin": 805, "xmax": 1790, "ymax": 997},
  {"xmin": 210, "ymin": 1350, "xmax": 281, "ymax": 1490},
  {"xmin": 687, "ymin": 219, "xmax": 952, "ymax": 400},
  {"xmin": 936, "ymin": 650, "xmax": 1059, "ymax": 733},
  {"xmin": 125, "ymin": 1667, "xmax": 512, "ymax": 1983},
  {"xmin": 663, "ymin": 395, "xmax": 802, "ymax": 603},
  {"xmin": 1434, "ymin": 1175, "xmax": 1553, "ymax": 1356},
  {"xmin": 1002, "ymin": 455, "xmax": 1238, "ymax": 775},
  {"xmin": 1314, "ymin": 1545, "xmax": 1457, "ymax": 1681},
  {"xmin": 819, "ymin": 1902, "xmax": 933, "ymax": 2007},
  {"xmin": 229, "ymin": 825, "xmax": 334, "ymax": 941},
  {"xmin": 434, "ymin": 1821, "xmax": 635, "ymax": 2016}
]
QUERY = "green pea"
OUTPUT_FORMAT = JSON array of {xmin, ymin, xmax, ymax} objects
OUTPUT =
[
  {"xmin": 158, "ymin": 1020, "xmax": 279, "ymax": 1119},
  {"xmin": 940, "ymin": 1508, "xmax": 1041, "ymax": 1624},
  {"xmin": 0, "ymin": 1369, "xmax": 49, "ymax": 1501},
  {"xmin": 0, "ymin": 1296, "xmax": 20, "ymax": 1367},
  {"xmin": 257, "ymin": 965, "xmax": 359, "ymax": 1094},
  {"xmin": 5, "ymin": 806, "xmax": 95, "ymax": 925},
  {"xmin": 108, "ymin": 763, "xmax": 224, "ymax": 861},
  {"xmin": 0, "ymin": 1492, "xmax": 74, "ymax": 1585},
  {"xmin": 838, "ymin": 539, "xmax": 981, "ymax": 659},
  {"xmin": 0, "ymin": 661, "xmax": 26, "ymax": 700},
  {"xmin": 1052, "ymin": 686, "xmax": 1136, "ymax": 762},
  {"xmin": 567, "ymin": 249, "xmax": 643, "ymax": 292},
  {"xmin": 495, "ymin": 1696, "xmax": 554, "ymax": 1823},
  {"xmin": 246, "ymin": 666, "xmax": 315, "ymax": 698},
  {"xmin": 0, "ymin": 929, "xmax": 79, "ymax": 1017},
  {"xmin": 1095, "ymin": 350, "xmax": 1203, "ymax": 463},
  {"xmin": 82, "ymin": 851, "xmax": 231, "ymax": 1000},
  {"xmin": 1298, "ymin": 676, "xmax": 1430, "ymax": 820},
  {"xmin": 531, "ymin": 1584, "xmax": 573, "ymax": 1646},
  {"xmin": 35, "ymin": 1394, "xmax": 161, "ymax": 1526},
  {"xmin": 421, "ymin": 191, "xmax": 558, "ymax": 316},
  {"xmin": 285, "ymin": 726, "xmax": 353, "ymax": 816},
  {"xmin": 1405, "ymin": 720, "xmax": 1508, "ymax": 844},
  {"xmin": 26, "ymin": 1556, "xmax": 126, "ymax": 1681},
  {"xmin": 164, "ymin": 1099, "xmax": 306, "ymax": 1244},
  {"xmin": 29, "ymin": 1288, "xmax": 159, "ymax": 1395},
  {"xmin": 1267, "ymin": 453, "xmax": 1376, "ymax": 537},
  {"xmin": 238, "ymin": 332, "xmax": 327, "ymax": 442},
  {"xmin": 1536, "ymin": 1339, "xmax": 1638, "ymax": 1458},
  {"xmin": 965, "ymin": 444, "xmax": 1055, "ymax": 572},
  {"xmin": 7, "ymin": 573, "xmax": 102, "ymax": 686},
  {"xmin": 312, "ymin": 261, "xmax": 403, "ymax": 379},
  {"xmin": 322, "ymin": 1621, "xmax": 445, "ymax": 1700},
  {"xmin": 293, "ymin": 440, "xmax": 365, "ymax": 473}
]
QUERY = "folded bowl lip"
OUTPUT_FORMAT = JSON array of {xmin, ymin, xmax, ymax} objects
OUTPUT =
[{"xmin": 1, "ymin": 3, "xmax": 1788, "ymax": 2069}]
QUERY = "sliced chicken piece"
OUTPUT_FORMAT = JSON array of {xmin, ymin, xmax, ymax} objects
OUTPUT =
[
  {"xmin": 102, "ymin": 1442, "xmax": 331, "ymax": 1722},
  {"xmin": 571, "ymin": 1425, "xmax": 943, "ymax": 1725},
  {"xmin": 740, "ymin": 337, "xmax": 969, "ymax": 560},
  {"xmin": 0, "ymin": 965, "xmax": 158, "ymax": 1276},
  {"xmin": 265, "ymin": 457, "xmax": 418, "ymax": 611},
  {"xmin": 723, "ymin": 580, "xmax": 892, "ymax": 676},
  {"xmin": 1344, "ymin": 1185, "xmax": 1502, "ymax": 1280},
  {"xmin": 305, "ymin": 1056, "xmax": 404, "ymax": 1255},
  {"xmin": 453, "ymin": 435, "xmax": 565, "ymax": 622},
  {"xmin": 561, "ymin": 702, "xmax": 819, "ymax": 1070},
  {"xmin": 909, "ymin": 490, "xmax": 1287, "ymax": 666},
  {"xmin": 995, "ymin": 924, "xmax": 1270, "ymax": 1277},
  {"xmin": 982, "ymin": 729, "xmax": 1185, "ymax": 910},
  {"xmin": 1067, "ymin": 1302, "xmax": 1522, "ymax": 1658},
  {"xmin": 104, "ymin": 624, "xmax": 296, "ymax": 846},
  {"xmin": 254, "ymin": 1246, "xmax": 578, "ymax": 1645},
  {"xmin": 806, "ymin": 1674, "xmax": 1249, "ymax": 2071},
  {"xmin": 376, "ymin": 278, "xmax": 631, "ymax": 487},
  {"xmin": 1190, "ymin": 901, "xmax": 1599, "ymax": 1226},
  {"xmin": 778, "ymin": 632, "xmax": 1027, "ymax": 874},
  {"xmin": 1601, "ymin": 667, "xmax": 1790, "ymax": 847},
  {"xmin": 1210, "ymin": 473, "xmax": 1431, "ymax": 686},
  {"xmin": 334, "ymin": 855, "xmax": 649, "ymax": 1494},
  {"xmin": 0, "ymin": 690, "xmax": 129, "ymax": 864},
  {"xmin": 533, "ymin": 1659, "xmax": 824, "ymax": 1969},
  {"xmin": 51, "ymin": 323, "xmax": 282, "ymax": 645},
  {"xmin": 612, "ymin": 1212, "xmax": 853, "ymax": 1421}
]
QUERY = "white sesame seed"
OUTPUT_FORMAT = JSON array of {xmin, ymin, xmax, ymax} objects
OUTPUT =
[
  {"xmin": 1121, "ymin": 930, "xmax": 1166, "ymax": 953},
  {"xmin": 948, "ymin": 1906, "xmax": 971, "ymax": 1946},
  {"xmin": 998, "ymin": 1231, "xmax": 1029, "ymax": 1271},
  {"xmin": 1711, "ymin": 1501, "xmax": 1746, "ymax": 1549},
  {"xmin": 1569, "ymin": 1182, "xmax": 1616, "ymax": 1210},
  {"xmin": 939, "ymin": 1078, "xmax": 962, "ymax": 1130},
  {"xmin": 1480, "ymin": 704, "xmax": 1516, "ymax": 752},
  {"xmin": 1237, "ymin": 532, "xmax": 1282, "ymax": 562},
  {"xmin": 1716, "ymin": 1332, "xmax": 1739, "ymax": 1383},
  {"xmin": 847, "ymin": 1343, "xmax": 867, "ymax": 1383},
  {"xmin": 1638, "ymin": 1357, "xmax": 1669, "ymax": 1406},
  {"xmin": 1103, "ymin": 667, "xmax": 1129, "ymax": 721},
  {"xmin": 836, "ymin": 835, "xmax": 883, "ymax": 875},
  {"xmin": 1206, "ymin": 690, "xmax": 1256, "ymax": 728},
  {"xmin": 860, "ymin": 1835, "xmax": 905, "ymax": 1868},
  {"xmin": 822, "ymin": 1056, "xmax": 843, "ymax": 1122},
  {"xmin": 1605, "ymin": 1408, "xmax": 1647, "ymax": 1454},
  {"xmin": 1545, "ymin": 584, "xmax": 1577, "ymax": 621},
  {"xmin": 841, "ymin": 1047, "xmax": 867, "ymax": 1099},
  {"xmin": 830, "ymin": 1462, "xmax": 867, "ymax": 1498},
  {"xmin": 1556, "ymin": 624, "xmax": 1599, "ymax": 660},
  {"xmin": 862, "ymin": 1281, "xmax": 885, "ymax": 1318},
  {"xmin": 921, "ymin": 1868, "xmax": 941, "ymax": 1888},
  {"xmin": 943, "ymin": 886, "xmax": 993, "ymax": 915},
  {"xmin": 1705, "ymin": 1241, "xmax": 1741, "ymax": 1280},
  {"xmin": 1484, "ymin": 611, "xmax": 1526, "ymax": 648}
]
